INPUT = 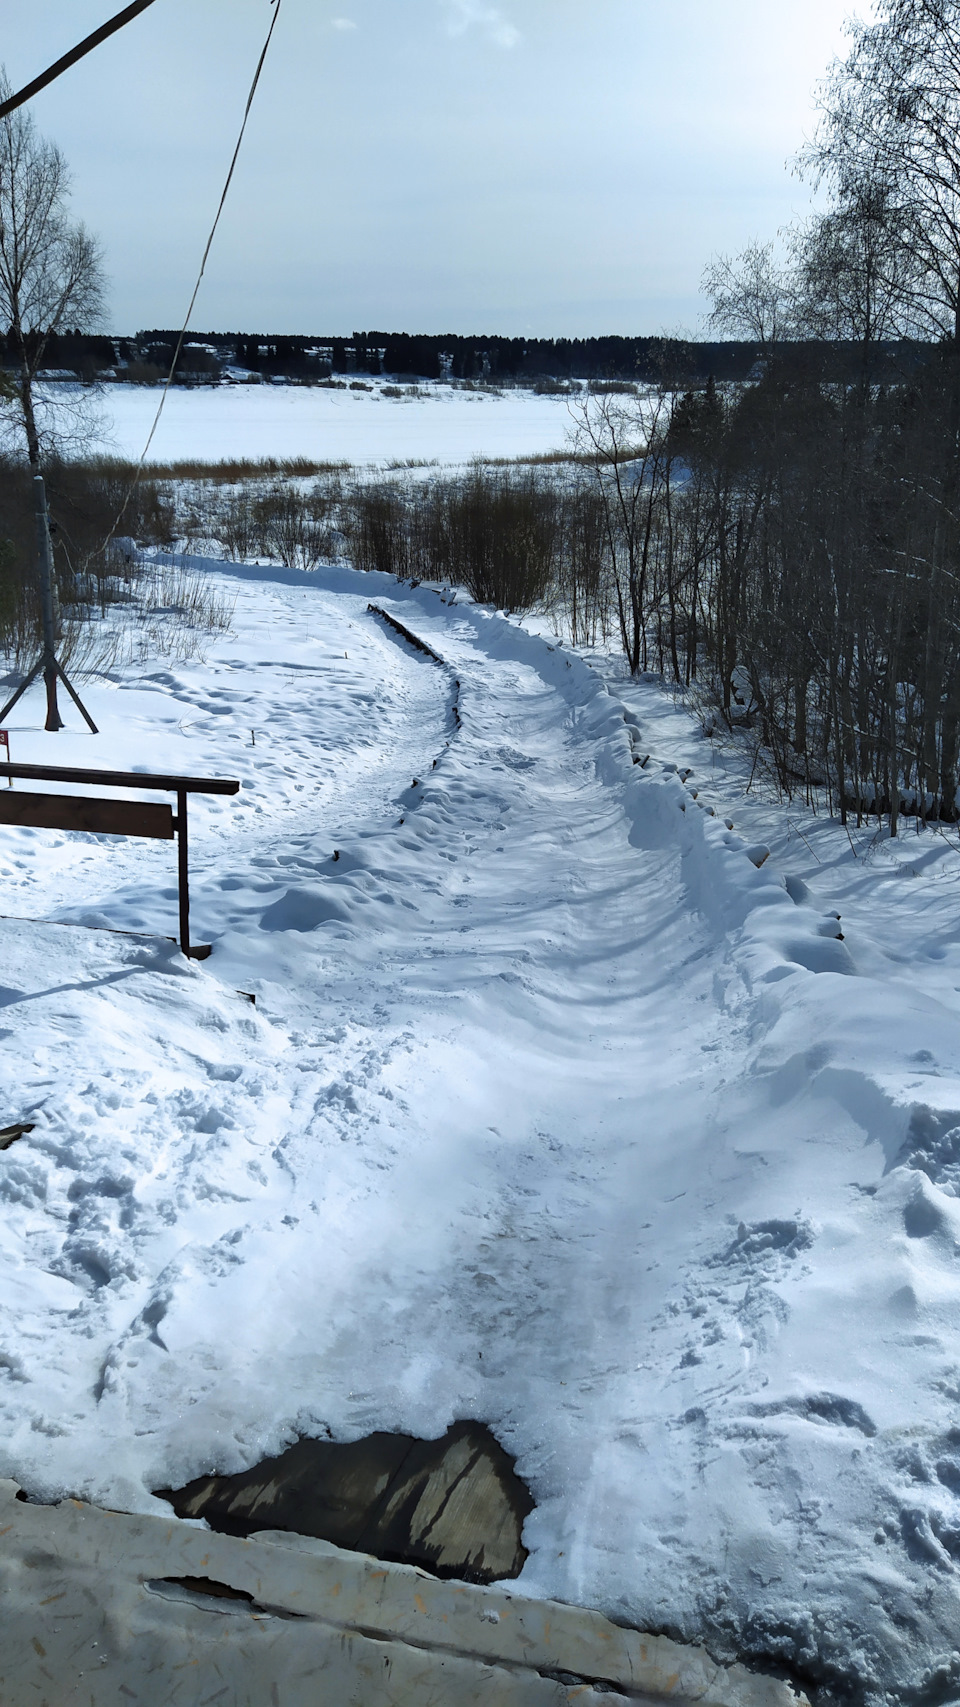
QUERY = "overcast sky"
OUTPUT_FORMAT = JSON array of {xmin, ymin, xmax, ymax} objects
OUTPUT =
[{"xmin": 4, "ymin": 0, "xmax": 857, "ymax": 338}]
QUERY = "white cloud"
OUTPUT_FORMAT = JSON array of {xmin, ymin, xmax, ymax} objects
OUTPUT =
[
  {"xmin": 330, "ymin": 17, "xmax": 358, "ymax": 29},
  {"xmin": 443, "ymin": 0, "xmax": 520, "ymax": 49}
]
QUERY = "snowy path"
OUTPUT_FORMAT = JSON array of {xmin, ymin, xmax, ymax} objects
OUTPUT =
[{"xmin": 3, "ymin": 566, "xmax": 960, "ymax": 1705}]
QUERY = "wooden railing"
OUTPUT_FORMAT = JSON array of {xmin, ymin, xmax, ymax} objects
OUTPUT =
[{"xmin": 0, "ymin": 763, "xmax": 240, "ymax": 959}]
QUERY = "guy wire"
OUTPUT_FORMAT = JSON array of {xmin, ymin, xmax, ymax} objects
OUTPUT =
[{"xmin": 101, "ymin": 0, "xmax": 284, "ymax": 559}]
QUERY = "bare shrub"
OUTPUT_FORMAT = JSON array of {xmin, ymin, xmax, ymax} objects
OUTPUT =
[
  {"xmin": 340, "ymin": 467, "xmax": 562, "ymax": 612},
  {"xmin": 345, "ymin": 484, "xmax": 411, "ymax": 577},
  {"xmin": 124, "ymin": 555, "xmax": 235, "ymax": 662},
  {"xmin": 213, "ymin": 488, "xmax": 259, "ymax": 561},
  {"xmin": 251, "ymin": 481, "xmax": 339, "ymax": 569},
  {"xmin": 438, "ymin": 470, "xmax": 560, "ymax": 609},
  {"xmin": 556, "ymin": 483, "xmax": 611, "ymax": 647}
]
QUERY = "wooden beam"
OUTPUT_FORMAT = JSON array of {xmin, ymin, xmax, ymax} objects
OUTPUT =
[
  {"xmin": 0, "ymin": 763, "xmax": 239, "ymax": 796},
  {"xmin": 0, "ymin": 793, "xmax": 175, "ymax": 839}
]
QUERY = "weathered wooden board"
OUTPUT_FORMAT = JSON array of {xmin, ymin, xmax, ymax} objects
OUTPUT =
[
  {"xmin": 0, "ymin": 791, "xmax": 175, "ymax": 839},
  {"xmin": 0, "ymin": 1478, "xmax": 810, "ymax": 1707}
]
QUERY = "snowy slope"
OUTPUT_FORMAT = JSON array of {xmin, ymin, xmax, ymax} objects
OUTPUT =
[{"xmin": 2, "ymin": 562, "xmax": 960, "ymax": 1706}]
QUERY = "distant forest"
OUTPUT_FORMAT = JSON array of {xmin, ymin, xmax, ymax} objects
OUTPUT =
[{"xmin": 0, "ymin": 327, "xmax": 936, "ymax": 386}]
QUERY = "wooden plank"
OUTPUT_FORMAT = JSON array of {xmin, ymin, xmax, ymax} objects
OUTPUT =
[
  {"xmin": 0, "ymin": 1478, "xmax": 809, "ymax": 1707},
  {"xmin": 0, "ymin": 763, "xmax": 239, "ymax": 796},
  {"xmin": 0, "ymin": 792, "xmax": 175, "ymax": 839}
]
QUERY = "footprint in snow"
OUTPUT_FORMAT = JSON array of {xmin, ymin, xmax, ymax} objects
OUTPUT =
[{"xmin": 710, "ymin": 1218, "xmax": 814, "ymax": 1269}]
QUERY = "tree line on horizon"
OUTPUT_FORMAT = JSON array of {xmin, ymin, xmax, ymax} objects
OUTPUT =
[{"xmin": 0, "ymin": 326, "xmax": 938, "ymax": 388}]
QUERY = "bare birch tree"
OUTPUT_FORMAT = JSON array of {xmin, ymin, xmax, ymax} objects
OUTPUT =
[
  {"xmin": 701, "ymin": 241, "xmax": 796, "ymax": 346},
  {"xmin": 0, "ymin": 68, "xmax": 105, "ymax": 470},
  {"xmin": 570, "ymin": 390, "xmax": 675, "ymax": 674}
]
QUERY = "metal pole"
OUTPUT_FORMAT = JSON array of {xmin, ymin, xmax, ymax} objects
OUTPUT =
[
  {"xmin": 53, "ymin": 658, "xmax": 99, "ymax": 735},
  {"xmin": 33, "ymin": 477, "xmax": 62, "ymax": 733},
  {"xmin": 0, "ymin": 657, "xmax": 45, "ymax": 727},
  {"xmin": 177, "ymin": 788, "xmax": 190, "ymax": 957},
  {"xmin": 2, "ymin": 476, "xmax": 100, "ymax": 735}
]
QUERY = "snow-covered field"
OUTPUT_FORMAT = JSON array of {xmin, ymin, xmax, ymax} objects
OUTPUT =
[
  {"xmin": 3, "ymin": 560, "xmax": 960, "ymax": 1705},
  {"xmin": 79, "ymin": 381, "xmax": 577, "ymax": 467}
]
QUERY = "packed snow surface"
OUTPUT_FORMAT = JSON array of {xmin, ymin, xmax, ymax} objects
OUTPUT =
[
  {"xmin": 79, "ymin": 381, "xmax": 576, "ymax": 466},
  {"xmin": 4, "ymin": 561, "xmax": 960, "ymax": 1705}
]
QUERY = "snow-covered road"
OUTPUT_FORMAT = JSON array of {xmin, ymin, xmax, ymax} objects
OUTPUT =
[{"xmin": 3, "ymin": 564, "xmax": 960, "ymax": 1706}]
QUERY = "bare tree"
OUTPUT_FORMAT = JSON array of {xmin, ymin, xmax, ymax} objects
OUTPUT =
[
  {"xmin": 0, "ymin": 67, "xmax": 105, "ymax": 470},
  {"xmin": 807, "ymin": 2, "xmax": 960, "ymax": 347},
  {"xmin": 0, "ymin": 69, "xmax": 104, "ymax": 731},
  {"xmin": 570, "ymin": 389, "xmax": 675, "ymax": 674},
  {"xmin": 805, "ymin": 3, "xmax": 960, "ymax": 812},
  {"xmin": 791, "ymin": 181, "xmax": 916, "ymax": 350},
  {"xmin": 701, "ymin": 241, "xmax": 796, "ymax": 345}
]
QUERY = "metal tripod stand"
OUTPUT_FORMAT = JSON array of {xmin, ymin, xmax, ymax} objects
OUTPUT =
[{"xmin": 0, "ymin": 474, "xmax": 98, "ymax": 734}]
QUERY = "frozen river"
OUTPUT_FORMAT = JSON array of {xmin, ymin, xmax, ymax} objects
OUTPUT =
[{"xmin": 77, "ymin": 380, "xmax": 578, "ymax": 467}]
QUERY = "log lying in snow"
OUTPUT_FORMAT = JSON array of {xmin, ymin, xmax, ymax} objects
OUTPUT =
[
  {"xmin": 367, "ymin": 602, "xmax": 463, "ymax": 731},
  {"xmin": 368, "ymin": 602, "xmax": 445, "ymax": 665},
  {"xmin": 0, "ymin": 1122, "xmax": 34, "ymax": 1152}
]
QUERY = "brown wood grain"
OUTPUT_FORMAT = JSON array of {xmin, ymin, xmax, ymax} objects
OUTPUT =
[{"xmin": 0, "ymin": 793, "xmax": 175, "ymax": 839}]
